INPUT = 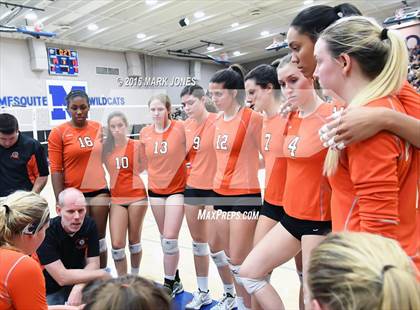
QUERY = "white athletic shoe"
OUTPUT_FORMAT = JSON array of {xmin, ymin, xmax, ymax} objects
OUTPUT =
[
  {"xmin": 211, "ymin": 292, "xmax": 236, "ymax": 310},
  {"xmin": 185, "ymin": 290, "xmax": 213, "ymax": 309}
]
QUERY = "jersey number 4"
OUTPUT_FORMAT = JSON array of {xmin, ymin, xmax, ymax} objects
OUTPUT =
[
  {"xmin": 153, "ymin": 141, "xmax": 168, "ymax": 154},
  {"xmin": 115, "ymin": 156, "xmax": 129, "ymax": 169},
  {"xmin": 288, "ymin": 137, "xmax": 300, "ymax": 157},
  {"xmin": 78, "ymin": 136, "xmax": 93, "ymax": 148}
]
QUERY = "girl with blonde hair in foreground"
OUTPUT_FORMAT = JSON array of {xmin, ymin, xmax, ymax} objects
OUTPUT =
[{"xmin": 308, "ymin": 232, "xmax": 420, "ymax": 310}]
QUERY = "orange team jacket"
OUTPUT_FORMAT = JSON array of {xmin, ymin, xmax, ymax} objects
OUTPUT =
[
  {"xmin": 104, "ymin": 139, "xmax": 147, "ymax": 205},
  {"xmin": 261, "ymin": 113, "xmax": 287, "ymax": 206},
  {"xmin": 282, "ymin": 103, "xmax": 334, "ymax": 221},
  {"xmin": 184, "ymin": 113, "xmax": 218, "ymax": 190},
  {"xmin": 213, "ymin": 107, "xmax": 263, "ymax": 195},
  {"xmin": 139, "ymin": 120, "xmax": 186, "ymax": 195},
  {"xmin": 48, "ymin": 120, "xmax": 107, "ymax": 192},
  {"xmin": 0, "ymin": 248, "xmax": 47, "ymax": 310},
  {"xmin": 329, "ymin": 95, "xmax": 417, "ymax": 259}
]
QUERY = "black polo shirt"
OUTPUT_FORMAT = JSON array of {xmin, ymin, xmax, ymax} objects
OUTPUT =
[
  {"xmin": 36, "ymin": 216, "xmax": 100, "ymax": 294},
  {"xmin": 0, "ymin": 132, "xmax": 49, "ymax": 197}
]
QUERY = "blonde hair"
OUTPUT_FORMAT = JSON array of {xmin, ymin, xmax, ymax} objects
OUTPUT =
[
  {"xmin": 308, "ymin": 232, "xmax": 420, "ymax": 310},
  {"xmin": 83, "ymin": 275, "xmax": 171, "ymax": 310},
  {"xmin": 148, "ymin": 94, "xmax": 172, "ymax": 120},
  {"xmin": 320, "ymin": 16, "xmax": 408, "ymax": 175},
  {"xmin": 0, "ymin": 191, "xmax": 50, "ymax": 247}
]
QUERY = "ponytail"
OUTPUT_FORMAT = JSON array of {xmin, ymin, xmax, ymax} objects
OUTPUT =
[
  {"xmin": 210, "ymin": 64, "xmax": 246, "ymax": 104},
  {"xmin": 321, "ymin": 16, "xmax": 408, "ymax": 175}
]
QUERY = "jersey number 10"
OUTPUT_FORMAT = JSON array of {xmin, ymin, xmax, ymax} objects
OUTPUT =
[{"xmin": 115, "ymin": 156, "xmax": 129, "ymax": 169}]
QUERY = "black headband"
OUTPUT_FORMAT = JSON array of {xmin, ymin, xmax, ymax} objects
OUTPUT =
[{"xmin": 22, "ymin": 210, "xmax": 50, "ymax": 235}]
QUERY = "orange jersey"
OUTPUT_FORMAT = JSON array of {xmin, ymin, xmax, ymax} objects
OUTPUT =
[
  {"xmin": 330, "ymin": 95, "xmax": 417, "ymax": 257},
  {"xmin": 104, "ymin": 139, "xmax": 147, "ymax": 204},
  {"xmin": 184, "ymin": 113, "xmax": 218, "ymax": 190},
  {"xmin": 0, "ymin": 248, "xmax": 47, "ymax": 310},
  {"xmin": 48, "ymin": 121, "xmax": 107, "ymax": 192},
  {"xmin": 282, "ymin": 104, "xmax": 333, "ymax": 221},
  {"xmin": 261, "ymin": 113, "xmax": 287, "ymax": 206},
  {"xmin": 398, "ymin": 81, "xmax": 420, "ymax": 119},
  {"xmin": 398, "ymin": 81, "xmax": 420, "ymax": 266},
  {"xmin": 213, "ymin": 108, "xmax": 262, "ymax": 195},
  {"xmin": 140, "ymin": 120, "xmax": 186, "ymax": 195}
]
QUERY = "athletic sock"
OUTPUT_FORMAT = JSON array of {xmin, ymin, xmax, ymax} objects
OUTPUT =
[
  {"xmin": 223, "ymin": 283, "xmax": 235, "ymax": 295},
  {"xmin": 197, "ymin": 276, "xmax": 209, "ymax": 292}
]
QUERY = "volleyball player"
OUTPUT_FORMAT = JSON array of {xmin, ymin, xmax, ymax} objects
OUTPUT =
[
  {"xmin": 0, "ymin": 191, "xmax": 50, "ymax": 310},
  {"xmin": 208, "ymin": 65, "xmax": 262, "ymax": 310},
  {"xmin": 244, "ymin": 64, "xmax": 305, "ymax": 310},
  {"xmin": 314, "ymin": 16, "xmax": 417, "ymax": 261},
  {"xmin": 308, "ymin": 232, "xmax": 420, "ymax": 310},
  {"xmin": 48, "ymin": 90, "xmax": 110, "ymax": 268},
  {"xmin": 139, "ymin": 94, "xmax": 186, "ymax": 297},
  {"xmin": 103, "ymin": 112, "xmax": 148, "ymax": 276}
]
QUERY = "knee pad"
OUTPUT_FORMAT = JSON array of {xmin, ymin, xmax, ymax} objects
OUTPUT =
[
  {"xmin": 192, "ymin": 241, "xmax": 209, "ymax": 256},
  {"xmin": 229, "ymin": 263, "xmax": 243, "ymax": 286},
  {"xmin": 161, "ymin": 238, "xmax": 179, "ymax": 255},
  {"xmin": 241, "ymin": 277, "xmax": 268, "ymax": 295},
  {"xmin": 99, "ymin": 238, "xmax": 107, "ymax": 253},
  {"xmin": 129, "ymin": 242, "xmax": 142, "ymax": 254},
  {"xmin": 210, "ymin": 250, "xmax": 229, "ymax": 267},
  {"xmin": 111, "ymin": 248, "xmax": 126, "ymax": 261}
]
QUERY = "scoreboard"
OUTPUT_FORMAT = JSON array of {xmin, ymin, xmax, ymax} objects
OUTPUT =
[{"xmin": 47, "ymin": 48, "xmax": 79, "ymax": 76}]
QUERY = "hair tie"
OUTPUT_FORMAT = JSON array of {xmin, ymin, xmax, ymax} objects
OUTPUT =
[
  {"xmin": 380, "ymin": 28, "xmax": 389, "ymax": 41},
  {"xmin": 2, "ymin": 204, "xmax": 10, "ymax": 214},
  {"xmin": 337, "ymin": 11, "xmax": 344, "ymax": 18},
  {"xmin": 380, "ymin": 264, "xmax": 395, "ymax": 282}
]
